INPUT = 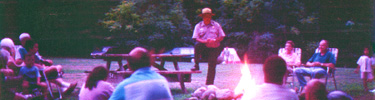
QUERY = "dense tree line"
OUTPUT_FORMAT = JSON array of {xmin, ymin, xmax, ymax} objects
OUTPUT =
[
  {"xmin": 0, "ymin": 0, "xmax": 373, "ymax": 67},
  {"xmin": 101, "ymin": 0, "xmax": 373, "ymax": 67}
]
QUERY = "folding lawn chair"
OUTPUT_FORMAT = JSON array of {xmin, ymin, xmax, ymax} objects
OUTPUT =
[
  {"xmin": 315, "ymin": 48, "xmax": 338, "ymax": 90},
  {"xmin": 40, "ymin": 68, "xmax": 63, "ymax": 99}
]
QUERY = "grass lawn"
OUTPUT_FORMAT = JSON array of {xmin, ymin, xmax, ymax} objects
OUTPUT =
[{"xmin": 48, "ymin": 57, "xmax": 375, "ymax": 100}]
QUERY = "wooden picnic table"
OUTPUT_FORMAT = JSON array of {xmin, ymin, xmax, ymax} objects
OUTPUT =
[
  {"xmin": 90, "ymin": 53, "xmax": 201, "ymax": 93},
  {"xmin": 92, "ymin": 53, "xmax": 192, "ymax": 71}
]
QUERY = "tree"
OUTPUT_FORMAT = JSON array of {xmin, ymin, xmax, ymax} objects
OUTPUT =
[{"xmin": 101, "ymin": 0, "xmax": 192, "ymax": 51}]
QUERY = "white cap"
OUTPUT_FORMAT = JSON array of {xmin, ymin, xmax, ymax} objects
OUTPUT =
[
  {"xmin": 19, "ymin": 33, "xmax": 31, "ymax": 41},
  {"xmin": 0, "ymin": 38, "xmax": 15, "ymax": 49}
]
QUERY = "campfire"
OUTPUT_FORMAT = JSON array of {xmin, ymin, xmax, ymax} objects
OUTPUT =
[{"xmin": 190, "ymin": 55, "xmax": 258, "ymax": 100}]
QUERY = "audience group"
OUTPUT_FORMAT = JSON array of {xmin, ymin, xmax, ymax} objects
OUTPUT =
[
  {"xmin": 0, "ymin": 7, "xmax": 368, "ymax": 100},
  {"xmin": 1, "ymin": 33, "xmax": 367, "ymax": 100},
  {"xmin": 258, "ymin": 39, "xmax": 358, "ymax": 100},
  {"xmin": 0, "ymin": 33, "xmax": 77, "ymax": 99}
]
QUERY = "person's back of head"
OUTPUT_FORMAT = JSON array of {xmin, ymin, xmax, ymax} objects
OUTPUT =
[
  {"xmin": 263, "ymin": 55, "xmax": 286, "ymax": 84},
  {"xmin": 0, "ymin": 38, "xmax": 15, "ymax": 55},
  {"xmin": 128, "ymin": 47, "xmax": 152, "ymax": 71},
  {"xmin": 327, "ymin": 91, "xmax": 353, "ymax": 100},
  {"xmin": 304, "ymin": 79, "xmax": 328, "ymax": 100},
  {"xmin": 85, "ymin": 66, "xmax": 109, "ymax": 90}
]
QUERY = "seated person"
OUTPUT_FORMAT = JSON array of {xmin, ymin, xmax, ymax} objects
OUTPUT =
[
  {"xmin": 279, "ymin": 40, "xmax": 301, "ymax": 84},
  {"xmin": 295, "ymin": 40, "xmax": 335, "ymax": 89},
  {"xmin": 109, "ymin": 47, "xmax": 173, "ymax": 100},
  {"xmin": 299, "ymin": 79, "xmax": 328, "ymax": 100},
  {"xmin": 19, "ymin": 53, "xmax": 48, "ymax": 99},
  {"xmin": 0, "ymin": 48, "xmax": 27, "ymax": 99},
  {"xmin": 1, "ymin": 38, "xmax": 22, "ymax": 74},
  {"xmin": 242, "ymin": 55, "xmax": 298, "ymax": 100},
  {"xmin": 16, "ymin": 33, "xmax": 57, "ymax": 71},
  {"xmin": 79, "ymin": 66, "xmax": 114, "ymax": 100},
  {"xmin": 278, "ymin": 40, "xmax": 301, "ymax": 69},
  {"xmin": 19, "ymin": 39, "xmax": 77, "ymax": 95}
]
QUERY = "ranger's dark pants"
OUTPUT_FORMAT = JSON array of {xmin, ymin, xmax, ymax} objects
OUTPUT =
[{"xmin": 194, "ymin": 43, "xmax": 223, "ymax": 85}]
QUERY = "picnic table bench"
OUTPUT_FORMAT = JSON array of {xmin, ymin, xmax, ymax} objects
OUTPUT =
[{"xmin": 90, "ymin": 53, "xmax": 202, "ymax": 93}]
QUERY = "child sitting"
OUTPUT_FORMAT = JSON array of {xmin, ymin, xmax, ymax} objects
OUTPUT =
[
  {"xmin": 354, "ymin": 46, "xmax": 374, "ymax": 92},
  {"xmin": 20, "ymin": 39, "xmax": 77, "ymax": 95},
  {"xmin": 19, "ymin": 53, "xmax": 48, "ymax": 99}
]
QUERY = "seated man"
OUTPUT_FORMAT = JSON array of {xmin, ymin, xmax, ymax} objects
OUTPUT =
[
  {"xmin": 109, "ymin": 47, "xmax": 173, "ymax": 100},
  {"xmin": 242, "ymin": 55, "xmax": 298, "ymax": 100},
  {"xmin": 295, "ymin": 40, "xmax": 336, "ymax": 89}
]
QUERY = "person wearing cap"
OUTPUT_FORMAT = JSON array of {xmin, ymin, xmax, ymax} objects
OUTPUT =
[
  {"xmin": 191, "ymin": 7, "xmax": 225, "ymax": 85},
  {"xmin": 15, "ymin": 33, "xmax": 44, "ymax": 66},
  {"xmin": 109, "ymin": 47, "xmax": 173, "ymax": 100}
]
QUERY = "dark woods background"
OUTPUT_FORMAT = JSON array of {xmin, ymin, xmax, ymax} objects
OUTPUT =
[{"xmin": 0, "ymin": 0, "xmax": 374, "ymax": 67}]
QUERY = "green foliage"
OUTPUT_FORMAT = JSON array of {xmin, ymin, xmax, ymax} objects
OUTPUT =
[
  {"xmin": 247, "ymin": 32, "xmax": 277, "ymax": 62},
  {"xmin": 96, "ymin": 0, "xmax": 373, "ymax": 65},
  {"xmin": 102, "ymin": 1, "xmax": 141, "ymax": 31},
  {"xmin": 224, "ymin": 32, "xmax": 252, "ymax": 57},
  {"xmin": 218, "ymin": 0, "xmax": 311, "ymax": 33},
  {"xmin": 301, "ymin": 41, "xmax": 319, "ymax": 61},
  {"xmin": 100, "ymin": 0, "xmax": 192, "ymax": 49},
  {"xmin": 101, "ymin": 1, "xmax": 140, "ymax": 33}
]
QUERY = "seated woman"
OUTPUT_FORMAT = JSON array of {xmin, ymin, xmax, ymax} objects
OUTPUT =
[
  {"xmin": 278, "ymin": 40, "xmax": 301, "ymax": 85},
  {"xmin": 278, "ymin": 40, "xmax": 301, "ymax": 68},
  {"xmin": 19, "ymin": 39, "xmax": 77, "ymax": 95},
  {"xmin": 79, "ymin": 66, "xmax": 114, "ymax": 100}
]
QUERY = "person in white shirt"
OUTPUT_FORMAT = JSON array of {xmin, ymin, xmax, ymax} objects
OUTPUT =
[{"xmin": 354, "ymin": 46, "xmax": 374, "ymax": 92}]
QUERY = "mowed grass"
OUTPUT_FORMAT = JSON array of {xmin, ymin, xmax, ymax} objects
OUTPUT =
[{"xmin": 48, "ymin": 57, "xmax": 375, "ymax": 100}]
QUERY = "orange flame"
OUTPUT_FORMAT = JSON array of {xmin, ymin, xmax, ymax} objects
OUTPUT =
[{"xmin": 234, "ymin": 54, "xmax": 257, "ymax": 99}]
